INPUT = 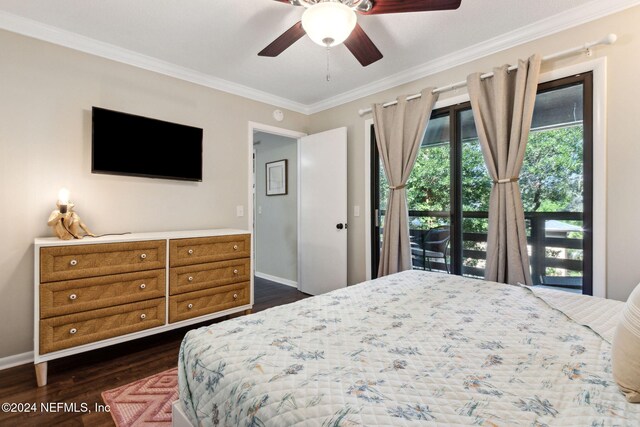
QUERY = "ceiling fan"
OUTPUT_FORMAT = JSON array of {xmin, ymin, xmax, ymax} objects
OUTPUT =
[{"xmin": 259, "ymin": 0, "xmax": 462, "ymax": 67}]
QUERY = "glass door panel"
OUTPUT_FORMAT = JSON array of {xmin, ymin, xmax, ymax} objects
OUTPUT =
[
  {"xmin": 459, "ymin": 108, "xmax": 491, "ymax": 278},
  {"xmin": 524, "ymin": 82, "xmax": 587, "ymax": 292},
  {"xmin": 407, "ymin": 114, "xmax": 451, "ymax": 272},
  {"xmin": 458, "ymin": 80, "xmax": 589, "ymax": 293},
  {"xmin": 375, "ymin": 114, "xmax": 452, "ymax": 273},
  {"xmin": 372, "ymin": 74, "xmax": 592, "ymax": 293}
]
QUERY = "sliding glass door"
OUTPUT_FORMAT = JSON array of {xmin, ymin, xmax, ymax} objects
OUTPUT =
[{"xmin": 372, "ymin": 73, "xmax": 593, "ymax": 294}]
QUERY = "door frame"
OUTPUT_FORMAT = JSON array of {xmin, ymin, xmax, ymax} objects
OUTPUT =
[
  {"xmin": 247, "ymin": 122, "xmax": 307, "ymax": 287},
  {"xmin": 364, "ymin": 58, "xmax": 607, "ymax": 297}
]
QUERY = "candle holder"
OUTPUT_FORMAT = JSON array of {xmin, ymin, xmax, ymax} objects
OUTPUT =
[{"xmin": 47, "ymin": 188, "xmax": 95, "ymax": 240}]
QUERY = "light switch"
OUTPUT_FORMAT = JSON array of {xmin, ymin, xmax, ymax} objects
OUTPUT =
[
  {"xmin": 236, "ymin": 205, "xmax": 244, "ymax": 217},
  {"xmin": 354, "ymin": 205, "xmax": 360, "ymax": 217},
  {"xmin": 258, "ymin": 206, "xmax": 262, "ymax": 214}
]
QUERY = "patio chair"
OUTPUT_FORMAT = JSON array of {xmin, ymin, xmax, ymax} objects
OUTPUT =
[{"xmin": 412, "ymin": 227, "xmax": 450, "ymax": 273}]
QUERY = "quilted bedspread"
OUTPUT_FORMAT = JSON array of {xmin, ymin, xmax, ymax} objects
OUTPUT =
[
  {"xmin": 178, "ymin": 270, "xmax": 640, "ymax": 426},
  {"xmin": 529, "ymin": 286, "xmax": 623, "ymax": 344}
]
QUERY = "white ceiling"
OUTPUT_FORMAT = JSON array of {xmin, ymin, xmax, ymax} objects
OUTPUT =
[{"xmin": 0, "ymin": 0, "xmax": 637, "ymax": 113}]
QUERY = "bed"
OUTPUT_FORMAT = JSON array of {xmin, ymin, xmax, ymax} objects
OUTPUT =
[{"xmin": 176, "ymin": 270, "xmax": 640, "ymax": 426}]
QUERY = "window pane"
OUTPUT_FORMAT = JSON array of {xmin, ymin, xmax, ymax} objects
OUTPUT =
[
  {"xmin": 378, "ymin": 158, "xmax": 388, "ymax": 254},
  {"xmin": 408, "ymin": 115, "xmax": 451, "ymax": 214},
  {"xmin": 522, "ymin": 85, "xmax": 584, "ymax": 212},
  {"xmin": 460, "ymin": 108, "xmax": 490, "ymax": 278},
  {"xmin": 408, "ymin": 115, "xmax": 451, "ymax": 272},
  {"xmin": 531, "ymin": 84, "xmax": 583, "ymax": 130},
  {"xmin": 378, "ymin": 115, "xmax": 452, "ymax": 273},
  {"xmin": 524, "ymin": 83, "xmax": 585, "ymax": 293}
]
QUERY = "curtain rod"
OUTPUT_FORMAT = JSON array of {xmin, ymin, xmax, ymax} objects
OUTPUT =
[{"xmin": 358, "ymin": 33, "xmax": 617, "ymax": 116}]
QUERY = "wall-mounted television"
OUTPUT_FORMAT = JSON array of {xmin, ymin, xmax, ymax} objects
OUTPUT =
[{"xmin": 92, "ymin": 107, "xmax": 203, "ymax": 182}]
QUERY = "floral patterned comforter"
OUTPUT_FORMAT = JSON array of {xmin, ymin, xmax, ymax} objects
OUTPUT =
[{"xmin": 178, "ymin": 270, "xmax": 640, "ymax": 426}]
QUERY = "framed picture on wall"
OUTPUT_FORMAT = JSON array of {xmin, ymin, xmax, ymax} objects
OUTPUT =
[{"xmin": 266, "ymin": 159, "xmax": 288, "ymax": 196}]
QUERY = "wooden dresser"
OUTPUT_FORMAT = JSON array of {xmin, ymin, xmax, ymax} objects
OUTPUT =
[{"xmin": 34, "ymin": 229, "xmax": 252, "ymax": 386}]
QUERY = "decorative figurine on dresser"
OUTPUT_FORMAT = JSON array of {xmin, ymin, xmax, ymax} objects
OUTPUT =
[{"xmin": 34, "ymin": 192, "xmax": 253, "ymax": 387}]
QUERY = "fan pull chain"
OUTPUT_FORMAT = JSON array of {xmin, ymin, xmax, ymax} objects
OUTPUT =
[{"xmin": 326, "ymin": 46, "xmax": 331, "ymax": 82}]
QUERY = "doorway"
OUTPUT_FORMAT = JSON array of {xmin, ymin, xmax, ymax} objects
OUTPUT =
[
  {"xmin": 248, "ymin": 122, "xmax": 349, "ymax": 296},
  {"xmin": 252, "ymin": 127, "xmax": 302, "ymax": 288}
]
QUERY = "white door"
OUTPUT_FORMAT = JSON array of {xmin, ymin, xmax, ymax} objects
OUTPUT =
[{"xmin": 299, "ymin": 127, "xmax": 348, "ymax": 295}]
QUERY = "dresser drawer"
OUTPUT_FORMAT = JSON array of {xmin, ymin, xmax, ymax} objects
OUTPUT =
[
  {"xmin": 169, "ymin": 234, "xmax": 250, "ymax": 267},
  {"xmin": 40, "ymin": 298, "xmax": 165, "ymax": 354},
  {"xmin": 169, "ymin": 258, "xmax": 250, "ymax": 295},
  {"xmin": 40, "ymin": 269, "xmax": 165, "ymax": 318},
  {"xmin": 40, "ymin": 240, "xmax": 166, "ymax": 282},
  {"xmin": 169, "ymin": 282, "xmax": 249, "ymax": 323}
]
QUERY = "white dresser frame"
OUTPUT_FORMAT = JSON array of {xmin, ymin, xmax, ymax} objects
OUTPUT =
[{"xmin": 33, "ymin": 228, "xmax": 253, "ymax": 385}]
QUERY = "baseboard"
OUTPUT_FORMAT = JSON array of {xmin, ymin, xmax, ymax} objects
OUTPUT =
[
  {"xmin": 255, "ymin": 272, "xmax": 298, "ymax": 288},
  {"xmin": 0, "ymin": 351, "xmax": 33, "ymax": 371}
]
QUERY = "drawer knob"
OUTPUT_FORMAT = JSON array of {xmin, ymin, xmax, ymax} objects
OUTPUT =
[
  {"xmin": 69, "ymin": 294, "xmax": 77, "ymax": 300},
  {"xmin": 233, "ymin": 245, "xmax": 238, "ymax": 250},
  {"xmin": 188, "ymin": 276, "xmax": 194, "ymax": 282},
  {"xmin": 187, "ymin": 303, "xmax": 193, "ymax": 309},
  {"xmin": 188, "ymin": 249, "xmax": 194, "ymax": 255},
  {"xmin": 69, "ymin": 259, "xmax": 78, "ymax": 266},
  {"xmin": 140, "ymin": 313, "xmax": 147, "ymax": 320},
  {"xmin": 233, "ymin": 269, "xmax": 239, "ymax": 275},
  {"xmin": 233, "ymin": 293, "xmax": 238, "ymax": 300},
  {"xmin": 69, "ymin": 328, "xmax": 77, "ymax": 335},
  {"xmin": 139, "ymin": 283, "xmax": 146, "ymax": 289},
  {"xmin": 140, "ymin": 253, "xmax": 147, "ymax": 260}
]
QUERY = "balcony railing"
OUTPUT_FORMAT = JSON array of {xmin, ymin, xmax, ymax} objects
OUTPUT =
[{"xmin": 381, "ymin": 210, "xmax": 585, "ymax": 290}]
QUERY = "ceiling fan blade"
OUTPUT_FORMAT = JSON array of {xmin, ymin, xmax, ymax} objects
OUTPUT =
[
  {"xmin": 363, "ymin": 0, "xmax": 462, "ymax": 15},
  {"xmin": 258, "ymin": 21, "xmax": 306, "ymax": 57},
  {"xmin": 344, "ymin": 23, "xmax": 383, "ymax": 67}
]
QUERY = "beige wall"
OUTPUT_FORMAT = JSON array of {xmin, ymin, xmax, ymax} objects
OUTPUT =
[
  {"xmin": 254, "ymin": 132, "xmax": 298, "ymax": 282},
  {"xmin": 0, "ymin": 30, "xmax": 309, "ymax": 359},
  {"xmin": 308, "ymin": 6, "xmax": 640, "ymax": 301}
]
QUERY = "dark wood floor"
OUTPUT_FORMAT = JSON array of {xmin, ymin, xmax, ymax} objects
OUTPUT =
[{"xmin": 0, "ymin": 277, "xmax": 309, "ymax": 426}]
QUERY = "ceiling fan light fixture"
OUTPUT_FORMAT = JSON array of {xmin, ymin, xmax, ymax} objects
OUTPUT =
[{"xmin": 301, "ymin": 2, "xmax": 357, "ymax": 47}]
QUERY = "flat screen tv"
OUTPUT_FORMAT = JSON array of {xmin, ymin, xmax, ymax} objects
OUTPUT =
[{"xmin": 92, "ymin": 107, "xmax": 203, "ymax": 182}]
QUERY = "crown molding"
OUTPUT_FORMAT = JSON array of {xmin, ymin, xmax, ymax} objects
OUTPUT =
[
  {"xmin": 305, "ymin": 0, "xmax": 640, "ymax": 114},
  {"xmin": 1, "ymin": 0, "xmax": 638, "ymax": 116},
  {"xmin": 0, "ymin": 11, "xmax": 310, "ymax": 114}
]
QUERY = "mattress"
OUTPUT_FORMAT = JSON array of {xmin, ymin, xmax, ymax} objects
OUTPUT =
[{"xmin": 178, "ymin": 270, "xmax": 640, "ymax": 426}]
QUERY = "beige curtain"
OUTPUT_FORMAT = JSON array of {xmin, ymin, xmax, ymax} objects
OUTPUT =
[
  {"xmin": 466, "ymin": 54, "xmax": 541, "ymax": 286},
  {"xmin": 372, "ymin": 88, "xmax": 438, "ymax": 277}
]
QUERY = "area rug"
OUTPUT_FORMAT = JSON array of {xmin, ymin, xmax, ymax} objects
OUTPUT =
[{"xmin": 101, "ymin": 367, "xmax": 178, "ymax": 427}]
